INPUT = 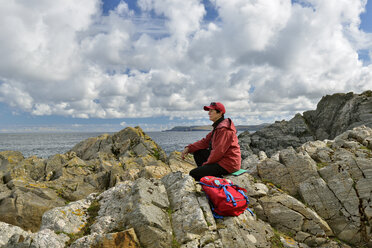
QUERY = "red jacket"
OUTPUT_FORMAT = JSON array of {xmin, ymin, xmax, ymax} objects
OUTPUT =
[{"xmin": 187, "ymin": 118, "xmax": 241, "ymax": 173}]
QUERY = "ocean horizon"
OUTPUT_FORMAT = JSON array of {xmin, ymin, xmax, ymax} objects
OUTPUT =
[{"xmin": 0, "ymin": 131, "xmax": 215, "ymax": 158}]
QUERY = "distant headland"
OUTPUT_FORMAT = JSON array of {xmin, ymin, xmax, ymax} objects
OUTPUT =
[{"xmin": 164, "ymin": 124, "xmax": 269, "ymax": 132}]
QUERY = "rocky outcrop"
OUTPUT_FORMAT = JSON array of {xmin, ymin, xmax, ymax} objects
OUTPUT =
[
  {"xmin": 257, "ymin": 125, "xmax": 372, "ymax": 246},
  {"xmin": 303, "ymin": 91, "xmax": 372, "ymax": 140},
  {"xmin": 1, "ymin": 124, "xmax": 369, "ymax": 247},
  {"xmin": 240, "ymin": 90, "xmax": 372, "ymax": 156},
  {"xmin": 0, "ymin": 172, "xmax": 348, "ymax": 248},
  {"xmin": 0, "ymin": 127, "xmax": 193, "ymax": 232}
]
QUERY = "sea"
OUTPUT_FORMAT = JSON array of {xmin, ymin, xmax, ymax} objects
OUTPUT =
[{"xmin": 0, "ymin": 131, "xmax": 213, "ymax": 159}]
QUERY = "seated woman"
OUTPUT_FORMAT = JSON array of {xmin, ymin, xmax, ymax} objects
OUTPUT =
[{"xmin": 181, "ymin": 102, "xmax": 241, "ymax": 181}]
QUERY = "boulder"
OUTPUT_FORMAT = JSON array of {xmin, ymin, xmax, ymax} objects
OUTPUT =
[
  {"xmin": 258, "ymin": 193, "xmax": 332, "ymax": 246},
  {"xmin": 70, "ymin": 126, "xmax": 167, "ymax": 163}
]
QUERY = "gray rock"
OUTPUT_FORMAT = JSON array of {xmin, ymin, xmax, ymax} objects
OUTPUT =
[
  {"xmin": 89, "ymin": 178, "xmax": 172, "ymax": 248},
  {"xmin": 0, "ymin": 221, "xmax": 30, "ymax": 247},
  {"xmin": 240, "ymin": 91, "xmax": 372, "ymax": 156},
  {"xmin": 2, "ymin": 228, "xmax": 69, "ymax": 248},
  {"xmin": 303, "ymin": 91, "xmax": 372, "ymax": 140},
  {"xmin": 258, "ymin": 193, "xmax": 332, "ymax": 246},
  {"xmin": 240, "ymin": 113, "xmax": 314, "ymax": 156},
  {"xmin": 40, "ymin": 195, "xmax": 96, "ymax": 234},
  {"xmin": 257, "ymin": 147, "xmax": 318, "ymax": 196}
]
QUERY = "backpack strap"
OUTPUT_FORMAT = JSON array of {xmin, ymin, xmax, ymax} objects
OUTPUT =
[
  {"xmin": 199, "ymin": 182, "xmax": 238, "ymax": 206},
  {"xmin": 198, "ymin": 182, "xmax": 219, "ymax": 188},
  {"xmin": 198, "ymin": 181, "xmax": 254, "ymax": 217},
  {"xmin": 235, "ymin": 187, "xmax": 254, "ymax": 216},
  {"xmin": 221, "ymin": 185, "xmax": 237, "ymax": 206}
]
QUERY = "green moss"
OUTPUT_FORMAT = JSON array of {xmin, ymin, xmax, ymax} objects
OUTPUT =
[
  {"xmin": 63, "ymin": 199, "xmax": 101, "ymax": 246},
  {"xmin": 152, "ymin": 148, "xmax": 161, "ymax": 160},
  {"xmin": 270, "ymin": 229, "xmax": 284, "ymax": 248},
  {"xmin": 172, "ymin": 238, "xmax": 181, "ymax": 248},
  {"xmin": 270, "ymin": 228, "xmax": 300, "ymax": 248},
  {"xmin": 167, "ymin": 208, "xmax": 174, "ymax": 215},
  {"xmin": 316, "ymin": 162, "xmax": 329, "ymax": 169},
  {"xmin": 360, "ymin": 146, "xmax": 371, "ymax": 151},
  {"xmin": 166, "ymin": 207, "xmax": 181, "ymax": 248}
]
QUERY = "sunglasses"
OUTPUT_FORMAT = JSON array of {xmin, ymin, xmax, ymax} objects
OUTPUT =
[{"xmin": 210, "ymin": 102, "xmax": 216, "ymax": 106}]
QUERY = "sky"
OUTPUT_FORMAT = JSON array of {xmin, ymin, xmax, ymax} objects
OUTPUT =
[{"xmin": 0, "ymin": 0, "xmax": 372, "ymax": 132}]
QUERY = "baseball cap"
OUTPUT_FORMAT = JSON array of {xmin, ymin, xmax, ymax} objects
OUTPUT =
[{"xmin": 203, "ymin": 102, "xmax": 226, "ymax": 114}]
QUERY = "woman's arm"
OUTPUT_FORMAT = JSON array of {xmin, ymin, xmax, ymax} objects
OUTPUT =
[
  {"xmin": 203, "ymin": 128, "xmax": 233, "ymax": 165},
  {"xmin": 187, "ymin": 131, "xmax": 213, "ymax": 153}
]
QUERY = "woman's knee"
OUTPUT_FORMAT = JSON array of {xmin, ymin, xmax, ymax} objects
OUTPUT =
[{"xmin": 189, "ymin": 168, "xmax": 201, "ymax": 181}]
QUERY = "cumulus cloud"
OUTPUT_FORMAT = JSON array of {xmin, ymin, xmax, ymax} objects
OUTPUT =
[{"xmin": 0, "ymin": 0, "xmax": 371, "ymax": 125}]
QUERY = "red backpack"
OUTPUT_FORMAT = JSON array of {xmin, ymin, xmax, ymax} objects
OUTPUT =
[{"xmin": 199, "ymin": 176, "xmax": 254, "ymax": 218}]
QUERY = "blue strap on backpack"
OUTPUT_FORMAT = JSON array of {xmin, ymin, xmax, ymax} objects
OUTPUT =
[{"xmin": 198, "ymin": 180, "xmax": 254, "ymax": 218}]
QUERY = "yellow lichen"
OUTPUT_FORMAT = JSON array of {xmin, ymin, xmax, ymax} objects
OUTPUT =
[
  {"xmin": 71, "ymin": 209, "xmax": 84, "ymax": 216},
  {"xmin": 27, "ymin": 183, "xmax": 48, "ymax": 189}
]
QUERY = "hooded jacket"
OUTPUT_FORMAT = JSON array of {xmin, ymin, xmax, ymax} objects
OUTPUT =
[{"xmin": 187, "ymin": 118, "xmax": 241, "ymax": 173}]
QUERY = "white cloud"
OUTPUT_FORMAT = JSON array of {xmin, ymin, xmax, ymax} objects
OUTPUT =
[{"xmin": 0, "ymin": 0, "xmax": 371, "ymax": 125}]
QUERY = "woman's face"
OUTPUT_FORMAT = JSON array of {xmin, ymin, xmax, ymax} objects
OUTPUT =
[{"xmin": 208, "ymin": 109, "xmax": 222, "ymax": 122}]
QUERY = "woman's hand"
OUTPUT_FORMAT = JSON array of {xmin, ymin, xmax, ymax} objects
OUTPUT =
[{"xmin": 181, "ymin": 147, "xmax": 189, "ymax": 160}]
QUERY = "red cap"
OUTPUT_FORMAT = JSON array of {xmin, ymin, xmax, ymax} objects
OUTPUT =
[{"xmin": 203, "ymin": 102, "xmax": 226, "ymax": 114}]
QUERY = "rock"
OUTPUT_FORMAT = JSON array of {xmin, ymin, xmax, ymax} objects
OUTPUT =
[
  {"xmin": 2, "ymin": 123, "xmax": 371, "ymax": 247},
  {"xmin": 0, "ymin": 221, "xmax": 30, "ymax": 247},
  {"xmin": 0, "ymin": 127, "xmax": 174, "ymax": 231},
  {"xmin": 241, "ymin": 154, "xmax": 260, "ymax": 176},
  {"xmin": 70, "ymin": 126, "xmax": 167, "ymax": 163},
  {"xmin": 303, "ymin": 91, "xmax": 372, "ymax": 140},
  {"xmin": 257, "ymin": 147, "xmax": 318, "ymax": 196},
  {"xmin": 257, "ymin": 158, "xmax": 297, "ymax": 195},
  {"xmin": 40, "ymin": 195, "xmax": 96, "ymax": 234},
  {"xmin": 240, "ymin": 113, "xmax": 314, "ymax": 156},
  {"xmin": 89, "ymin": 178, "xmax": 172, "ymax": 248},
  {"xmin": 216, "ymin": 213, "xmax": 274, "ymax": 248},
  {"xmin": 0, "ymin": 170, "xmax": 355, "ymax": 248},
  {"xmin": 258, "ymin": 193, "xmax": 332, "ymax": 244},
  {"xmin": 257, "ymin": 125, "xmax": 372, "ymax": 246},
  {"xmin": 0, "ymin": 181, "xmax": 66, "ymax": 232},
  {"xmin": 168, "ymin": 151, "xmax": 197, "ymax": 174},
  {"xmin": 70, "ymin": 228, "xmax": 140, "ymax": 248},
  {"xmin": 1, "ymin": 227, "xmax": 69, "ymax": 248},
  {"xmin": 240, "ymin": 91, "xmax": 372, "ymax": 156},
  {"xmin": 238, "ymin": 131, "xmax": 254, "ymax": 159},
  {"xmin": 0, "ymin": 151, "xmax": 25, "ymax": 171}
]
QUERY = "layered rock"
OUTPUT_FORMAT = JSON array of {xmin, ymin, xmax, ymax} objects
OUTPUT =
[
  {"xmin": 240, "ymin": 90, "xmax": 372, "ymax": 156},
  {"xmin": 257, "ymin": 125, "xmax": 372, "ymax": 246},
  {"xmin": 0, "ymin": 127, "xmax": 193, "ymax": 232},
  {"xmin": 0, "ymin": 123, "xmax": 369, "ymax": 247},
  {"xmin": 0, "ymin": 172, "xmax": 348, "ymax": 248}
]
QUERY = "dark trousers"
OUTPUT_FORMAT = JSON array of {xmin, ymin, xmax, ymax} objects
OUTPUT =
[{"xmin": 189, "ymin": 149, "xmax": 229, "ymax": 181}]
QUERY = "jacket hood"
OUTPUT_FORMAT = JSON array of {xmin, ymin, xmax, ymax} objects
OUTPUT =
[{"xmin": 216, "ymin": 118, "xmax": 237, "ymax": 132}]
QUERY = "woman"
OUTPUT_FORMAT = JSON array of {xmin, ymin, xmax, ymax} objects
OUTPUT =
[{"xmin": 181, "ymin": 102, "xmax": 241, "ymax": 181}]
